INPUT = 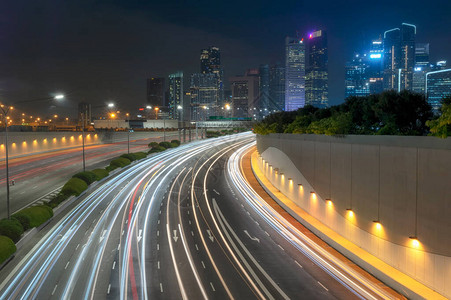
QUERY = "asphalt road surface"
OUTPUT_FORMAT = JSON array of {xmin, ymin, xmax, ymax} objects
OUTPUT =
[{"xmin": 0, "ymin": 132, "xmax": 394, "ymax": 299}]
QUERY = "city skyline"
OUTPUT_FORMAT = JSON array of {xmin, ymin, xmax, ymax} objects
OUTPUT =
[{"xmin": 0, "ymin": 0, "xmax": 450, "ymax": 116}]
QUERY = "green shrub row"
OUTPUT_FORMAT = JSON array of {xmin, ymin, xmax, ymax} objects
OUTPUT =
[
  {"xmin": 148, "ymin": 140, "xmax": 180, "ymax": 154},
  {"xmin": 0, "ymin": 235, "xmax": 16, "ymax": 264},
  {"xmin": 120, "ymin": 152, "xmax": 147, "ymax": 162},
  {"xmin": 12, "ymin": 205, "xmax": 53, "ymax": 229}
]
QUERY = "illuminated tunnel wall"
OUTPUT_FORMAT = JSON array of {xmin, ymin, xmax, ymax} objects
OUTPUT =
[
  {"xmin": 256, "ymin": 133, "xmax": 451, "ymax": 298},
  {"xmin": 0, "ymin": 131, "xmax": 172, "ymax": 160}
]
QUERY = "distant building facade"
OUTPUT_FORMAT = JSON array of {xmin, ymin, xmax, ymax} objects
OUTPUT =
[
  {"xmin": 269, "ymin": 64, "xmax": 285, "ymax": 111},
  {"xmin": 147, "ymin": 77, "xmax": 165, "ymax": 107},
  {"xmin": 285, "ymin": 36, "xmax": 306, "ymax": 111},
  {"xmin": 168, "ymin": 71, "xmax": 183, "ymax": 119},
  {"xmin": 383, "ymin": 23, "xmax": 416, "ymax": 92},
  {"xmin": 345, "ymin": 54, "xmax": 370, "ymax": 98},
  {"xmin": 426, "ymin": 68, "xmax": 451, "ymax": 111},
  {"xmin": 306, "ymin": 30, "xmax": 328, "ymax": 107},
  {"xmin": 200, "ymin": 46, "xmax": 224, "ymax": 110},
  {"xmin": 190, "ymin": 73, "xmax": 219, "ymax": 121},
  {"xmin": 230, "ymin": 69, "xmax": 260, "ymax": 119}
]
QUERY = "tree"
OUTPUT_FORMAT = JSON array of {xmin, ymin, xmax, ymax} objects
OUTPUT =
[{"xmin": 427, "ymin": 96, "xmax": 451, "ymax": 138}]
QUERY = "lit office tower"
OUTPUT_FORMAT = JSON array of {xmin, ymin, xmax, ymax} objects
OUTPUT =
[
  {"xmin": 147, "ymin": 77, "xmax": 165, "ymax": 107},
  {"xmin": 383, "ymin": 23, "xmax": 416, "ymax": 92},
  {"xmin": 200, "ymin": 47, "xmax": 224, "ymax": 109},
  {"xmin": 368, "ymin": 39, "xmax": 384, "ymax": 94},
  {"xmin": 168, "ymin": 71, "xmax": 183, "ymax": 119},
  {"xmin": 426, "ymin": 68, "xmax": 451, "ymax": 111},
  {"xmin": 230, "ymin": 69, "xmax": 260, "ymax": 119},
  {"xmin": 190, "ymin": 73, "xmax": 219, "ymax": 121},
  {"xmin": 345, "ymin": 53, "xmax": 370, "ymax": 98},
  {"xmin": 269, "ymin": 64, "xmax": 285, "ymax": 111},
  {"xmin": 285, "ymin": 36, "xmax": 305, "ymax": 111},
  {"xmin": 413, "ymin": 43, "xmax": 430, "ymax": 94},
  {"xmin": 305, "ymin": 30, "xmax": 328, "ymax": 108}
]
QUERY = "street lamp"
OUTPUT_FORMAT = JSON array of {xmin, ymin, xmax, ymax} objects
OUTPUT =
[
  {"xmin": 154, "ymin": 107, "xmax": 159, "ymax": 120},
  {"xmin": 0, "ymin": 104, "xmax": 13, "ymax": 219}
]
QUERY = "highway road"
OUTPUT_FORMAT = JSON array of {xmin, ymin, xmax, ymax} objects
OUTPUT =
[
  {"xmin": 0, "ymin": 131, "xmax": 179, "ymax": 219},
  {"xmin": 0, "ymin": 133, "xmax": 395, "ymax": 299}
]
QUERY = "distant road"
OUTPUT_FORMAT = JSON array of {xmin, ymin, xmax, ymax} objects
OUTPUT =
[{"xmin": 0, "ymin": 131, "xmax": 179, "ymax": 218}]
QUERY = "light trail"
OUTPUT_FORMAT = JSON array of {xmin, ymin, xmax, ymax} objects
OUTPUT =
[{"xmin": 227, "ymin": 142, "xmax": 395, "ymax": 300}]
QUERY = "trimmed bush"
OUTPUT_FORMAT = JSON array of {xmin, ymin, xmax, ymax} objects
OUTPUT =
[
  {"xmin": 159, "ymin": 141, "xmax": 172, "ymax": 149},
  {"xmin": 0, "ymin": 219, "xmax": 24, "ymax": 243},
  {"xmin": 47, "ymin": 193, "xmax": 69, "ymax": 208},
  {"xmin": 0, "ymin": 236, "xmax": 16, "ymax": 264},
  {"xmin": 73, "ymin": 171, "xmax": 97, "ymax": 185},
  {"xmin": 105, "ymin": 165, "xmax": 118, "ymax": 172},
  {"xmin": 12, "ymin": 206, "xmax": 53, "ymax": 228},
  {"xmin": 171, "ymin": 140, "xmax": 181, "ymax": 146},
  {"xmin": 61, "ymin": 177, "xmax": 88, "ymax": 196},
  {"xmin": 132, "ymin": 152, "xmax": 147, "ymax": 160},
  {"xmin": 110, "ymin": 157, "xmax": 131, "ymax": 168},
  {"xmin": 11, "ymin": 213, "xmax": 31, "ymax": 231},
  {"xmin": 148, "ymin": 146, "xmax": 166, "ymax": 154},
  {"xmin": 120, "ymin": 153, "xmax": 137, "ymax": 161},
  {"xmin": 148, "ymin": 142, "xmax": 159, "ymax": 148},
  {"xmin": 92, "ymin": 168, "xmax": 109, "ymax": 180}
]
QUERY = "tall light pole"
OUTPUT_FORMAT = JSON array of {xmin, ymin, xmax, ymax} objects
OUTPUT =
[
  {"xmin": 177, "ymin": 105, "xmax": 183, "ymax": 142},
  {"xmin": 0, "ymin": 105, "xmax": 13, "ymax": 219}
]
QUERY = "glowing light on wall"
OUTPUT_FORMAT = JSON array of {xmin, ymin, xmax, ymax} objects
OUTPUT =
[
  {"xmin": 326, "ymin": 199, "xmax": 333, "ymax": 206},
  {"xmin": 409, "ymin": 237, "xmax": 421, "ymax": 249},
  {"xmin": 70, "ymin": 136, "xmax": 75, "ymax": 141},
  {"xmin": 53, "ymin": 138, "xmax": 57, "ymax": 143},
  {"xmin": 370, "ymin": 53, "xmax": 382, "ymax": 59},
  {"xmin": 43, "ymin": 138, "xmax": 48, "ymax": 144},
  {"xmin": 346, "ymin": 209, "xmax": 354, "ymax": 219}
]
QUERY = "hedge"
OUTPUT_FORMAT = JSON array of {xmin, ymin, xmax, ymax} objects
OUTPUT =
[
  {"xmin": 148, "ymin": 146, "xmax": 166, "ymax": 154},
  {"xmin": 159, "ymin": 141, "xmax": 173, "ymax": 149},
  {"xmin": 92, "ymin": 168, "xmax": 109, "ymax": 180},
  {"xmin": 110, "ymin": 157, "xmax": 131, "ymax": 168},
  {"xmin": 61, "ymin": 177, "xmax": 88, "ymax": 196},
  {"xmin": 0, "ymin": 219, "xmax": 24, "ymax": 243},
  {"xmin": 105, "ymin": 165, "xmax": 118, "ymax": 172},
  {"xmin": 148, "ymin": 142, "xmax": 159, "ymax": 148},
  {"xmin": 171, "ymin": 140, "xmax": 181, "ymax": 146},
  {"xmin": 0, "ymin": 235, "xmax": 16, "ymax": 264},
  {"xmin": 120, "ymin": 152, "xmax": 147, "ymax": 162},
  {"xmin": 73, "ymin": 171, "xmax": 97, "ymax": 185},
  {"xmin": 12, "ymin": 205, "xmax": 53, "ymax": 228}
]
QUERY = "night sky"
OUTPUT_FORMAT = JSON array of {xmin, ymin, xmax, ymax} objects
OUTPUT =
[{"xmin": 1, "ymin": 0, "xmax": 450, "ymax": 117}]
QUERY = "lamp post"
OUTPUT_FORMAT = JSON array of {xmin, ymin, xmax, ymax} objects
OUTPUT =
[
  {"xmin": 0, "ymin": 105, "xmax": 13, "ymax": 219},
  {"xmin": 177, "ymin": 105, "xmax": 183, "ymax": 142}
]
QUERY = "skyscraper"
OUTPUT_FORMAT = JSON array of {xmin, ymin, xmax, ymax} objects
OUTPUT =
[
  {"xmin": 368, "ymin": 39, "xmax": 384, "ymax": 94},
  {"xmin": 345, "ymin": 53, "xmax": 370, "ymax": 98},
  {"xmin": 285, "ymin": 36, "xmax": 305, "ymax": 111},
  {"xmin": 200, "ymin": 47, "xmax": 224, "ymax": 109},
  {"xmin": 413, "ymin": 43, "xmax": 430, "ymax": 94},
  {"xmin": 168, "ymin": 71, "xmax": 183, "ymax": 119},
  {"xmin": 269, "ymin": 64, "xmax": 285, "ymax": 111},
  {"xmin": 426, "ymin": 68, "xmax": 451, "ymax": 111},
  {"xmin": 190, "ymin": 73, "xmax": 219, "ymax": 121},
  {"xmin": 229, "ymin": 69, "xmax": 260, "ymax": 119},
  {"xmin": 259, "ymin": 64, "xmax": 270, "ymax": 113},
  {"xmin": 305, "ymin": 30, "xmax": 328, "ymax": 108},
  {"xmin": 147, "ymin": 77, "xmax": 165, "ymax": 107},
  {"xmin": 383, "ymin": 23, "xmax": 416, "ymax": 92}
]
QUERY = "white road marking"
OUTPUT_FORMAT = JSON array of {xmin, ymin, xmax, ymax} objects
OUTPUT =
[
  {"xmin": 294, "ymin": 260, "xmax": 303, "ymax": 268},
  {"xmin": 318, "ymin": 281, "xmax": 329, "ymax": 291},
  {"xmin": 195, "ymin": 244, "xmax": 199, "ymax": 251},
  {"xmin": 65, "ymin": 261, "xmax": 70, "ymax": 269},
  {"xmin": 76, "ymin": 244, "xmax": 80, "ymax": 250},
  {"xmin": 157, "ymin": 243, "xmax": 159, "ymax": 250},
  {"xmin": 191, "ymin": 230, "xmax": 194, "ymax": 236},
  {"xmin": 201, "ymin": 261, "xmax": 206, "ymax": 269},
  {"xmin": 265, "ymin": 231, "xmax": 270, "ymax": 237},
  {"xmin": 112, "ymin": 261, "xmax": 116, "ymax": 270},
  {"xmin": 159, "ymin": 210, "xmax": 161, "ymax": 215},
  {"xmin": 158, "ymin": 220, "xmax": 160, "ymax": 225},
  {"xmin": 210, "ymin": 282, "xmax": 216, "ymax": 292},
  {"xmin": 157, "ymin": 230, "xmax": 159, "ymax": 237},
  {"xmin": 160, "ymin": 283, "xmax": 163, "ymax": 293},
  {"xmin": 158, "ymin": 261, "xmax": 160, "ymax": 269},
  {"xmin": 278, "ymin": 244, "xmax": 285, "ymax": 251},
  {"xmin": 243, "ymin": 230, "xmax": 260, "ymax": 243},
  {"xmin": 51, "ymin": 284, "xmax": 57, "ymax": 296},
  {"xmin": 188, "ymin": 220, "xmax": 191, "ymax": 225},
  {"xmin": 117, "ymin": 244, "xmax": 120, "ymax": 251},
  {"xmin": 107, "ymin": 284, "xmax": 111, "ymax": 294}
]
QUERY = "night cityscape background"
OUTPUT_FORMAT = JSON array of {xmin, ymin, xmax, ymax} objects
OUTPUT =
[{"xmin": 0, "ymin": 0, "xmax": 450, "ymax": 122}]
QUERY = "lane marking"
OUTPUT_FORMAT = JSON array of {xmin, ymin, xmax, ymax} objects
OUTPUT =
[
  {"xmin": 318, "ymin": 281, "xmax": 329, "ymax": 291},
  {"xmin": 201, "ymin": 261, "xmax": 206, "ymax": 269},
  {"xmin": 160, "ymin": 283, "xmax": 163, "ymax": 293},
  {"xmin": 65, "ymin": 261, "xmax": 70, "ymax": 269},
  {"xmin": 158, "ymin": 261, "xmax": 160, "ymax": 269},
  {"xmin": 157, "ymin": 243, "xmax": 160, "ymax": 250},
  {"xmin": 210, "ymin": 282, "xmax": 216, "ymax": 292},
  {"xmin": 278, "ymin": 244, "xmax": 285, "ymax": 251},
  {"xmin": 294, "ymin": 260, "xmax": 303, "ymax": 268},
  {"xmin": 76, "ymin": 244, "xmax": 80, "ymax": 250},
  {"xmin": 157, "ymin": 230, "xmax": 159, "ymax": 237},
  {"xmin": 107, "ymin": 284, "xmax": 111, "ymax": 294},
  {"xmin": 264, "ymin": 231, "xmax": 270, "ymax": 237},
  {"xmin": 112, "ymin": 261, "xmax": 116, "ymax": 270},
  {"xmin": 52, "ymin": 284, "xmax": 57, "ymax": 296},
  {"xmin": 195, "ymin": 244, "xmax": 199, "ymax": 251}
]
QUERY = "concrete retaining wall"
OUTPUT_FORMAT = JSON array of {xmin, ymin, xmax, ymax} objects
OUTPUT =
[{"xmin": 257, "ymin": 133, "xmax": 451, "ymax": 298}]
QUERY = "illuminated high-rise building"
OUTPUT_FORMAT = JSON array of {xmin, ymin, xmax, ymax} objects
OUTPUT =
[
  {"xmin": 383, "ymin": 23, "xmax": 416, "ymax": 92},
  {"xmin": 200, "ymin": 47, "xmax": 224, "ymax": 109},
  {"xmin": 412, "ymin": 43, "xmax": 430, "ymax": 94},
  {"xmin": 147, "ymin": 77, "xmax": 165, "ymax": 107},
  {"xmin": 426, "ymin": 68, "xmax": 451, "ymax": 111},
  {"xmin": 345, "ymin": 53, "xmax": 370, "ymax": 98},
  {"xmin": 190, "ymin": 73, "xmax": 219, "ymax": 121},
  {"xmin": 284, "ymin": 36, "xmax": 305, "ymax": 111},
  {"xmin": 305, "ymin": 30, "xmax": 328, "ymax": 108},
  {"xmin": 230, "ymin": 69, "xmax": 260, "ymax": 119},
  {"xmin": 168, "ymin": 71, "xmax": 183, "ymax": 119}
]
